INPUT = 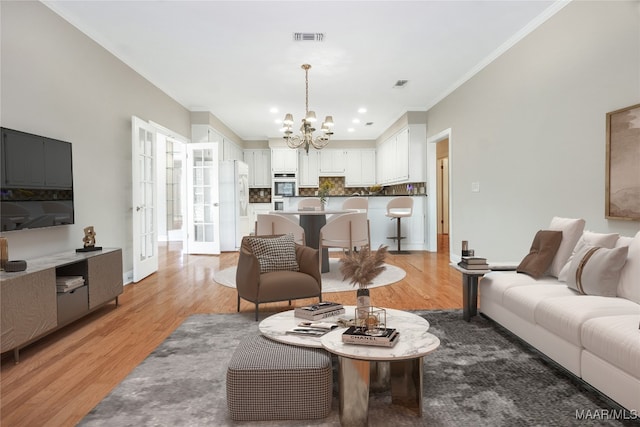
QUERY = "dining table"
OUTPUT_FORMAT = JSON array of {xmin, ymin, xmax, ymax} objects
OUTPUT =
[{"xmin": 270, "ymin": 209, "xmax": 353, "ymax": 273}]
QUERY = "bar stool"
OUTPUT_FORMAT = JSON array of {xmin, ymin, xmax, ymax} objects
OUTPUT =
[{"xmin": 385, "ymin": 196, "xmax": 413, "ymax": 254}]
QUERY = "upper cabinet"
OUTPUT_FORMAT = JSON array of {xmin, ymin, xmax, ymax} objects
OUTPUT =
[
  {"xmin": 319, "ymin": 149, "xmax": 346, "ymax": 175},
  {"xmin": 223, "ymin": 139, "xmax": 243, "ymax": 161},
  {"xmin": 345, "ymin": 149, "xmax": 376, "ymax": 187},
  {"xmin": 298, "ymin": 150, "xmax": 319, "ymax": 187},
  {"xmin": 376, "ymin": 125, "xmax": 425, "ymax": 185},
  {"xmin": 271, "ymin": 148, "xmax": 298, "ymax": 173},
  {"xmin": 192, "ymin": 124, "xmax": 242, "ymax": 161},
  {"xmin": 244, "ymin": 149, "xmax": 271, "ymax": 188}
]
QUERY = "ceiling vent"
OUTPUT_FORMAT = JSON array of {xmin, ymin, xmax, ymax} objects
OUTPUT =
[
  {"xmin": 365, "ymin": 122, "xmax": 374, "ymax": 126},
  {"xmin": 293, "ymin": 33, "xmax": 325, "ymax": 42},
  {"xmin": 393, "ymin": 80, "xmax": 409, "ymax": 88}
]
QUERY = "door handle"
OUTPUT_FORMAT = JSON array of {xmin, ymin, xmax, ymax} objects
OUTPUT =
[
  {"xmin": 136, "ymin": 205, "xmax": 145, "ymax": 211},
  {"xmin": 213, "ymin": 203, "xmax": 219, "ymax": 207}
]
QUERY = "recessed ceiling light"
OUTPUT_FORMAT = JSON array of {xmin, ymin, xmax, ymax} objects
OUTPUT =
[
  {"xmin": 270, "ymin": 107, "xmax": 279, "ymax": 113},
  {"xmin": 352, "ymin": 118, "xmax": 360, "ymax": 124},
  {"xmin": 358, "ymin": 108, "xmax": 367, "ymax": 114},
  {"xmin": 347, "ymin": 128, "xmax": 355, "ymax": 133}
]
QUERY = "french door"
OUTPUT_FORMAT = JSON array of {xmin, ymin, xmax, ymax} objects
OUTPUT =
[
  {"xmin": 185, "ymin": 143, "xmax": 220, "ymax": 254},
  {"xmin": 131, "ymin": 116, "xmax": 159, "ymax": 282}
]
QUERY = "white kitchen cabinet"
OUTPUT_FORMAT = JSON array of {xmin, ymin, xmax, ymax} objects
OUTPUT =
[
  {"xmin": 244, "ymin": 149, "xmax": 271, "ymax": 188},
  {"xmin": 319, "ymin": 149, "xmax": 346, "ymax": 175},
  {"xmin": 271, "ymin": 149, "xmax": 298, "ymax": 173},
  {"xmin": 345, "ymin": 149, "xmax": 376, "ymax": 187},
  {"xmin": 223, "ymin": 138, "xmax": 243, "ymax": 161},
  {"xmin": 376, "ymin": 126, "xmax": 425, "ymax": 185},
  {"xmin": 298, "ymin": 150, "xmax": 319, "ymax": 187}
]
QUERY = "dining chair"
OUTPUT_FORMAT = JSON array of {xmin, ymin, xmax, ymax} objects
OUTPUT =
[
  {"xmin": 341, "ymin": 197, "xmax": 370, "ymax": 250},
  {"xmin": 318, "ymin": 212, "xmax": 370, "ymax": 271},
  {"xmin": 297, "ymin": 198, "xmax": 322, "ymax": 210},
  {"xmin": 255, "ymin": 214, "xmax": 305, "ymax": 245}
]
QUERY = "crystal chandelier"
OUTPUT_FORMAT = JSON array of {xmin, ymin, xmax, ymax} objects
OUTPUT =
[{"xmin": 281, "ymin": 64, "xmax": 334, "ymax": 154}]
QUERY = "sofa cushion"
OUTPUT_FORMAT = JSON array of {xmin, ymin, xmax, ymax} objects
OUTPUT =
[
  {"xmin": 535, "ymin": 296, "xmax": 640, "ymax": 347},
  {"xmin": 248, "ymin": 234, "xmax": 299, "ymax": 273},
  {"xmin": 565, "ymin": 245, "xmax": 629, "ymax": 297},
  {"xmin": 617, "ymin": 231, "xmax": 640, "ymax": 304},
  {"xmin": 546, "ymin": 217, "xmax": 586, "ymax": 278},
  {"xmin": 517, "ymin": 230, "xmax": 563, "ymax": 279},
  {"xmin": 558, "ymin": 231, "xmax": 620, "ymax": 282},
  {"xmin": 480, "ymin": 271, "xmax": 561, "ymax": 305},
  {"xmin": 581, "ymin": 314, "xmax": 640, "ymax": 378},
  {"xmin": 503, "ymin": 285, "xmax": 578, "ymax": 324}
]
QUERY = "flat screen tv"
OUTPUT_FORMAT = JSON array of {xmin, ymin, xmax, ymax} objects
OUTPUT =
[{"xmin": 1, "ymin": 127, "xmax": 74, "ymax": 231}]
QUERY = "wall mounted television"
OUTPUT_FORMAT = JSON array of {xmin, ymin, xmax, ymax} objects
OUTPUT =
[{"xmin": 1, "ymin": 127, "xmax": 74, "ymax": 231}]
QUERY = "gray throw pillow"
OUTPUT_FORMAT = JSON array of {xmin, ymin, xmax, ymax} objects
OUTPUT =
[
  {"xmin": 248, "ymin": 234, "xmax": 299, "ymax": 274},
  {"xmin": 517, "ymin": 230, "xmax": 563, "ymax": 279},
  {"xmin": 565, "ymin": 245, "xmax": 629, "ymax": 297}
]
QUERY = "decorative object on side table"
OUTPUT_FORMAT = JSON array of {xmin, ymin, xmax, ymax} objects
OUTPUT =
[
  {"xmin": 354, "ymin": 306, "xmax": 387, "ymax": 336},
  {"xmin": 340, "ymin": 244, "xmax": 389, "ymax": 319},
  {"xmin": 76, "ymin": 225, "xmax": 103, "ymax": 252}
]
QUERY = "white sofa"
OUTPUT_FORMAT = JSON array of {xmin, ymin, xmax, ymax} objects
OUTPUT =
[{"xmin": 479, "ymin": 218, "xmax": 640, "ymax": 412}]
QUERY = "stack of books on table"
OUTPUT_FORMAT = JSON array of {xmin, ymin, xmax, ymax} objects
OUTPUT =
[
  {"xmin": 457, "ymin": 256, "xmax": 489, "ymax": 270},
  {"xmin": 342, "ymin": 326, "xmax": 400, "ymax": 347},
  {"xmin": 56, "ymin": 276, "xmax": 85, "ymax": 293},
  {"xmin": 294, "ymin": 302, "xmax": 345, "ymax": 320}
]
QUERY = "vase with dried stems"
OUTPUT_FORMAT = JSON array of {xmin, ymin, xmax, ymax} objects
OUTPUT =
[{"xmin": 339, "ymin": 245, "xmax": 388, "ymax": 321}]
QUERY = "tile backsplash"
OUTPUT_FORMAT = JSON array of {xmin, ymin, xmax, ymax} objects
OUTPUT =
[{"xmin": 248, "ymin": 178, "xmax": 426, "ymax": 203}]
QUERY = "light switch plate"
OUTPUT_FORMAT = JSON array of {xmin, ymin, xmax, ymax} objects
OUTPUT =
[{"xmin": 471, "ymin": 182, "xmax": 480, "ymax": 192}]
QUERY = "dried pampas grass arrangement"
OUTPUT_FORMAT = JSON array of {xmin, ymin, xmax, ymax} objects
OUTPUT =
[{"xmin": 339, "ymin": 245, "xmax": 389, "ymax": 289}]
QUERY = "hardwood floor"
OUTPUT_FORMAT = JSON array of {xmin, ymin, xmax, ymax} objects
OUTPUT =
[{"xmin": 0, "ymin": 235, "xmax": 461, "ymax": 426}]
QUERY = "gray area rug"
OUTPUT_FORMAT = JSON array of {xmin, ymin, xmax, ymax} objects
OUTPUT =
[{"xmin": 80, "ymin": 310, "xmax": 634, "ymax": 427}]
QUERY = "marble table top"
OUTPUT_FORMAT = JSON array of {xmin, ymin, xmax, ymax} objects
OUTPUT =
[
  {"xmin": 259, "ymin": 305, "xmax": 436, "ymax": 355},
  {"xmin": 320, "ymin": 309, "xmax": 440, "ymax": 361}
]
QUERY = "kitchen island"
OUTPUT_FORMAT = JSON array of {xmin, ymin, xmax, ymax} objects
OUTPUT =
[{"xmin": 282, "ymin": 195, "xmax": 428, "ymax": 251}]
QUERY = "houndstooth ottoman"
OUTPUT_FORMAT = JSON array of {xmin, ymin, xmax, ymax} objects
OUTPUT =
[{"xmin": 226, "ymin": 334, "xmax": 333, "ymax": 421}]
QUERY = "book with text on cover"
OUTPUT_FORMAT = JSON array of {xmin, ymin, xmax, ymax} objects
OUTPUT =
[
  {"xmin": 294, "ymin": 307, "xmax": 345, "ymax": 321},
  {"xmin": 341, "ymin": 326, "xmax": 400, "ymax": 347},
  {"xmin": 294, "ymin": 302, "xmax": 343, "ymax": 318}
]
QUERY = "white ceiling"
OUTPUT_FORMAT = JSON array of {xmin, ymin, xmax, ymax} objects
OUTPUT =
[{"xmin": 44, "ymin": 0, "xmax": 563, "ymax": 142}]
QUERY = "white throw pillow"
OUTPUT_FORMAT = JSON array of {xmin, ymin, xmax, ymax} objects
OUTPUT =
[
  {"xmin": 546, "ymin": 217, "xmax": 586, "ymax": 278},
  {"xmin": 617, "ymin": 231, "xmax": 640, "ymax": 304},
  {"xmin": 558, "ymin": 231, "xmax": 619, "ymax": 282},
  {"xmin": 566, "ymin": 245, "xmax": 629, "ymax": 297}
]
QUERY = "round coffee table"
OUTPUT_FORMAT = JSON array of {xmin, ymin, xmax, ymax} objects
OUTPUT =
[
  {"xmin": 320, "ymin": 310, "xmax": 439, "ymax": 427},
  {"xmin": 259, "ymin": 306, "xmax": 439, "ymax": 426}
]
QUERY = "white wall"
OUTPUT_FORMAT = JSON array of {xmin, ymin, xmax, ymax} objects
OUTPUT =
[
  {"xmin": 1, "ymin": 1, "xmax": 192, "ymax": 273},
  {"xmin": 426, "ymin": 1, "xmax": 640, "ymax": 261}
]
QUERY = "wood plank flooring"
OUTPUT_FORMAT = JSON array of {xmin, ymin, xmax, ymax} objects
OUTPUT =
[{"xmin": 0, "ymin": 236, "xmax": 461, "ymax": 426}]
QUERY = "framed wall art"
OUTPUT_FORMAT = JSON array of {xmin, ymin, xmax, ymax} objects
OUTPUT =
[{"xmin": 605, "ymin": 103, "xmax": 640, "ymax": 221}]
